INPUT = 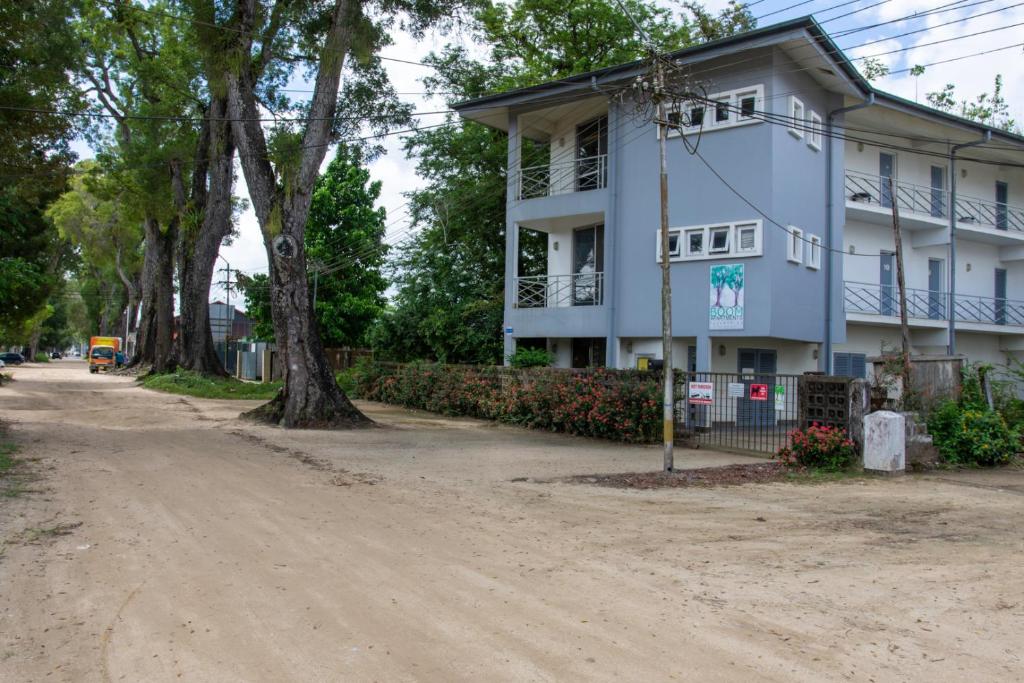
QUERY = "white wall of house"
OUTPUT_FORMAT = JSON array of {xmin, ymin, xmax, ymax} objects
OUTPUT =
[{"xmin": 546, "ymin": 337, "xmax": 572, "ymax": 368}]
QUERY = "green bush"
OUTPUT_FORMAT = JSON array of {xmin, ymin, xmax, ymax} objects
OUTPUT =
[
  {"xmin": 353, "ymin": 362, "xmax": 661, "ymax": 443},
  {"xmin": 775, "ymin": 424, "xmax": 856, "ymax": 471},
  {"xmin": 927, "ymin": 399, "xmax": 1018, "ymax": 466},
  {"xmin": 507, "ymin": 347, "xmax": 553, "ymax": 368},
  {"xmin": 33, "ymin": 353, "xmax": 50, "ymax": 363}
]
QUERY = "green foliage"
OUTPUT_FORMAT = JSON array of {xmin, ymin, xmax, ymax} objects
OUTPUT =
[
  {"xmin": 141, "ymin": 369, "xmax": 282, "ymax": 400},
  {"xmin": 927, "ymin": 400, "xmax": 1018, "ymax": 467},
  {"xmin": 354, "ymin": 362, "xmax": 662, "ymax": 442},
  {"xmin": 235, "ymin": 273, "xmax": 275, "ymax": 341},
  {"xmin": 306, "ymin": 145, "xmax": 389, "ymax": 348},
  {"xmin": 0, "ymin": 186, "xmax": 63, "ymax": 342},
  {"xmin": 925, "ymin": 75, "xmax": 1019, "ymax": 133},
  {"xmin": 860, "ymin": 57, "xmax": 889, "ymax": 82},
  {"xmin": 775, "ymin": 425, "xmax": 856, "ymax": 472},
  {"xmin": 33, "ymin": 353, "xmax": 51, "ymax": 363},
  {"xmin": 508, "ymin": 347, "xmax": 553, "ymax": 368}
]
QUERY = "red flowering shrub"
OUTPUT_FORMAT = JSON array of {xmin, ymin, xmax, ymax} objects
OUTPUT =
[
  {"xmin": 354, "ymin": 363, "xmax": 662, "ymax": 443},
  {"xmin": 775, "ymin": 424, "xmax": 856, "ymax": 471}
]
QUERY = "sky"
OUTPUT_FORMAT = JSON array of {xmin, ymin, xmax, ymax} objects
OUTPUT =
[{"xmin": 72, "ymin": 1, "xmax": 1024, "ymax": 309}]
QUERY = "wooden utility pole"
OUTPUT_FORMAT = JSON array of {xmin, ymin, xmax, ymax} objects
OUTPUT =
[
  {"xmin": 888, "ymin": 176, "xmax": 912, "ymax": 398},
  {"xmin": 655, "ymin": 56, "xmax": 674, "ymax": 472}
]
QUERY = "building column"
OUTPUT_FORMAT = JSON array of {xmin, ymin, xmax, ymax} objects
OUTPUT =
[
  {"xmin": 503, "ymin": 113, "xmax": 521, "ymax": 366},
  {"xmin": 695, "ymin": 335, "xmax": 712, "ymax": 372}
]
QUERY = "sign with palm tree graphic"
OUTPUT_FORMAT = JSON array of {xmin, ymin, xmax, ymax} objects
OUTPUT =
[{"xmin": 709, "ymin": 264, "xmax": 744, "ymax": 330}]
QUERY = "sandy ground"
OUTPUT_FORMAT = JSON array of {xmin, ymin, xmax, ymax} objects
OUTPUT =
[{"xmin": 1, "ymin": 362, "xmax": 1023, "ymax": 682}]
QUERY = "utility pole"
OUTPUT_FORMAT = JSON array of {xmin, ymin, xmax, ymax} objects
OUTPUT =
[
  {"xmin": 655, "ymin": 55, "xmax": 674, "ymax": 472},
  {"xmin": 217, "ymin": 258, "xmax": 233, "ymax": 343},
  {"xmin": 887, "ymin": 176, "xmax": 912, "ymax": 399}
]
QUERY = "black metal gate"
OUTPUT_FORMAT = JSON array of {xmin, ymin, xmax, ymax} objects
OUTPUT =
[{"xmin": 676, "ymin": 371, "xmax": 802, "ymax": 455}]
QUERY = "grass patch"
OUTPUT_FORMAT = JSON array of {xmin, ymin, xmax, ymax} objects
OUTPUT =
[
  {"xmin": 141, "ymin": 369, "xmax": 282, "ymax": 400},
  {"xmin": 0, "ymin": 440, "xmax": 16, "ymax": 476}
]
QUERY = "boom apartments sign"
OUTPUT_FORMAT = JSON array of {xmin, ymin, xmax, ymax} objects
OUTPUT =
[{"xmin": 709, "ymin": 263, "xmax": 744, "ymax": 330}]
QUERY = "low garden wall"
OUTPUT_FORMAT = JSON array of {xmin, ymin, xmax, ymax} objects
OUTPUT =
[{"xmin": 353, "ymin": 362, "xmax": 662, "ymax": 443}]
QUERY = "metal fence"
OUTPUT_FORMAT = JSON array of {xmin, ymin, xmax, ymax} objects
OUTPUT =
[
  {"xmin": 515, "ymin": 272, "xmax": 604, "ymax": 308},
  {"xmin": 675, "ymin": 371, "xmax": 803, "ymax": 454},
  {"xmin": 514, "ymin": 154, "xmax": 608, "ymax": 200},
  {"xmin": 845, "ymin": 170, "xmax": 1024, "ymax": 232}
]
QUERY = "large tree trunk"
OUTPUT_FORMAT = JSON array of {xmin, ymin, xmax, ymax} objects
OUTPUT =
[
  {"xmin": 176, "ymin": 99, "xmax": 235, "ymax": 376},
  {"xmin": 131, "ymin": 217, "xmax": 176, "ymax": 372},
  {"xmin": 223, "ymin": 0, "xmax": 370, "ymax": 428},
  {"xmin": 245, "ymin": 236, "xmax": 368, "ymax": 427}
]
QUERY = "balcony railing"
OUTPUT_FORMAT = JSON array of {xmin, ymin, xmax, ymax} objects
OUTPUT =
[
  {"xmin": 844, "ymin": 280, "xmax": 1024, "ymax": 326},
  {"xmin": 515, "ymin": 272, "xmax": 604, "ymax": 308},
  {"xmin": 845, "ymin": 171, "xmax": 1024, "ymax": 233},
  {"xmin": 514, "ymin": 154, "xmax": 608, "ymax": 201}
]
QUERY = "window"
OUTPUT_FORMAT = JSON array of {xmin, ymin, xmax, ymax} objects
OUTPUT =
[
  {"xmin": 689, "ymin": 105, "xmax": 705, "ymax": 128},
  {"xmin": 656, "ymin": 221, "xmax": 763, "ymax": 262},
  {"xmin": 709, "ymin": 226, "xmax": 730, "ymax": 253},
  {"xmin": 686, "ymin": 229, "xmax": 704, "ymax": 256},
  {"xmin": 670, "ymin": 85, "xmax": 764, "ymax": 136},
  {"xmin": 667, "ymin": 232, "xmax": 681, "ymax": 257},
  {"xmin": 787, "ymin": 226, "xmax": 804, "ymax": 263},
  {"xmin": 736, "ymin": 223, "xmax": 758, "ymax": 253},
  {"xmin": 715, "ymin": 100, "xmax": 730, "ymax": 124},
  {"xmin": 807, "ymin": 234, "xmax": 822, "ymax": 270},
  {"xmin": 833, "ymin": 353, "xmax": 867, "ymax": 378},
  {"xmin": 808, "ymin": 111, "xmax": 822, "ymax": 151},
  {"xmin": 738, "ymin": 91, "xmax": 758, "ymax": 119},
  {"xmin": 788, "ymin": 96, "xmax": 804, "ymax": 139}
]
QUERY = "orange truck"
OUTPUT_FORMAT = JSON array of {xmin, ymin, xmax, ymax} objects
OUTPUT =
[{"xmin": 88, "ymin": 336, "xmax": 122, "ymax": 373}]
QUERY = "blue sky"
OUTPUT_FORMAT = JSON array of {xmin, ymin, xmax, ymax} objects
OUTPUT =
[{"xmin": 74, "ymin": 1, "xmax": 1024, "ymax": 306}]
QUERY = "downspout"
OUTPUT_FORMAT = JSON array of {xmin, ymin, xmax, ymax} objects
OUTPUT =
[
  {"xmin": 825, "ymin": 93, "xmax": 874, "ymax": 374},
  {"xmin": 948, "ymin": 131, "xmax": 991, "ymax": 356}
]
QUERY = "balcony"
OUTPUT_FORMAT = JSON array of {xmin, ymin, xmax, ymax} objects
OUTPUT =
[
  {"xmin": 513, "ymin": 155, "xmax": 608, "ymax": 201},
  {"xmin": 844, "ymin": 281, "xmax": 1024, "ymax": 327},
  {"xmin": 515, "ymin": 272, "xmax": 604, "ymax": 309},
  {"xmin": 845, "ymin": 171, "xmax": 1024, "ymax": 245}
]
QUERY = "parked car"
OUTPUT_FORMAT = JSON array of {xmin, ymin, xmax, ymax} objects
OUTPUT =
[
  {"xmin": 0, "ymin": 352, "xmax": 25, "ymax": 365},
  {"xmin": 0, "ymin": 359, "xmax": 5, "ymax": 369},
  {"xmin": 50, "ymin": 351, "xmax": 62, "ymax": 359}
]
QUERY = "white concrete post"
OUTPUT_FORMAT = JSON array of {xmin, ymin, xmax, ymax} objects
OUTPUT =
[{"xmin": 863, "ymin": 410, "xmax": 906, "ymax": 475}]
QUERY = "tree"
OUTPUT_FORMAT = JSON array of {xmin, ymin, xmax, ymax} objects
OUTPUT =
[
  {"xmin": 198, "ymin": 0, "xmax": 459, "ymax": 427},
  {"xmin": 926, "ymin": 75, "xmax": 1020, "ymax": 133},
  {"xmin": 306, "ymin": 144, "xmax": 388, "ymax": 348},
  {"xmin": 860, "ymin": 57, "xmax": 889, "ymax": 82},
  {"xmin": 235, "ymin": 272, "xmax": 275, "ymax": 342},
  {"xmin": 379, "ymin": 0, "xmax": 755, "ymax": 363}
]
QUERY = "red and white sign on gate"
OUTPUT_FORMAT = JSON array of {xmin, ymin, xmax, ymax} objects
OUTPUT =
[
  {"xmin": 749, "ymin": 383, "xmax": 769, "ymax": 401},
  {"xmin": 688, "ymin": 381, "xmax": 714, "ymax": 405}
]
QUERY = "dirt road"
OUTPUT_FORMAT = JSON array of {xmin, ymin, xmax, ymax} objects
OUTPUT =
[{"xmin": 1, "ymin": 363, "xmax": 1023, "ymax": 682}]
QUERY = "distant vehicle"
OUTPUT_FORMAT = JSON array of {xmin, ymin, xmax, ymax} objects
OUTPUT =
[
  {"xmin": 0, "ymin": 359, "xmax": 5, "ymax": 369},
  {"xmin": 88, "ymin": 336, "xmax": 121, "ymax": 374},
  {"xmin": 50, "ymin": 351, "xmax": 62, "ymax": 359},
  {"xmin": 0, "ymin": 352, "xmax": 25, "ymax": 365}
]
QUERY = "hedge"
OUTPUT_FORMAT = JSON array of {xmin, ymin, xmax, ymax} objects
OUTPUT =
[{"xmin": 354, "ymin": 362, "xmax": 663, "ymax": 443}]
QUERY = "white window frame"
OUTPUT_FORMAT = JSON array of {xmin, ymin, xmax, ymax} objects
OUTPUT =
[
  {"xmin": 787, "ymin": 226, "xmax": 804, "ymax": 264},
  {"xmin": 735, "ymin": 223, "xmax": 759, "ymax": 254},
  {"xmin": 685, "ymin": 228, "xmax": 705, "ymax": 257},
  {"xmin": 708, "ymin": 226, "xmax": 731, "ymax": 254},
  {"xmin": 668, "ymin": 84, "xmax": 765, "ymax": 137},
  {"xmin": 807, "ymin": 111, "xmax": 822, "ymax": 151},
  {"xmin": 807, "ymin": 234, "xmax": 822, "ymax": 269},
  {"xmin": 655, "ymin": 220, "xmax": 764, "ymax": 262},
  {"xmin": 788, "ymin": 96, "xmax": 804, "ymax": 139}
]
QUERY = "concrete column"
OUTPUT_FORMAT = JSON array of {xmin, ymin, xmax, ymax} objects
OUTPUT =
[
  {"xmin": 695, "ymin": 335, "xmax": 712, "ymax": 372},
  {"xmin": 605, "ymin": 101, "xmax": 620, "ymax": 368},
  {"xmin": 863, "ymin": 410, "xmax": 906, "ymax": 475},
  {"xmin": 503, "ymin": 113, "xmax": 521, "ymax": 366}
]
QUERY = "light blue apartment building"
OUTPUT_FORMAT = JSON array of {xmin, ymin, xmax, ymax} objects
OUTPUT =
[{"xmin": 453, "ymin": 17, "xmax": 1024, "ymax": 377}]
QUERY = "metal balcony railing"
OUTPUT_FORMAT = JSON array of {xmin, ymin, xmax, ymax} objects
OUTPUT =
[
  {"xmin": 515, "ymin": 272, "xmax": 604, "ymax": 308},
  {"xmin": 844, "ymin": 280, "xmax": 945, "ymax": 320},
  {"xmin": 845, "ymin": 171, "xmax": 1024, "ymax": 232},
  {"xmin": 844, "ymin": 281, "xmax": 1024, "ymax": 326},
  {"xmin": 514, "ymin": 154, "xmax": 607, "ymax": 201}
]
